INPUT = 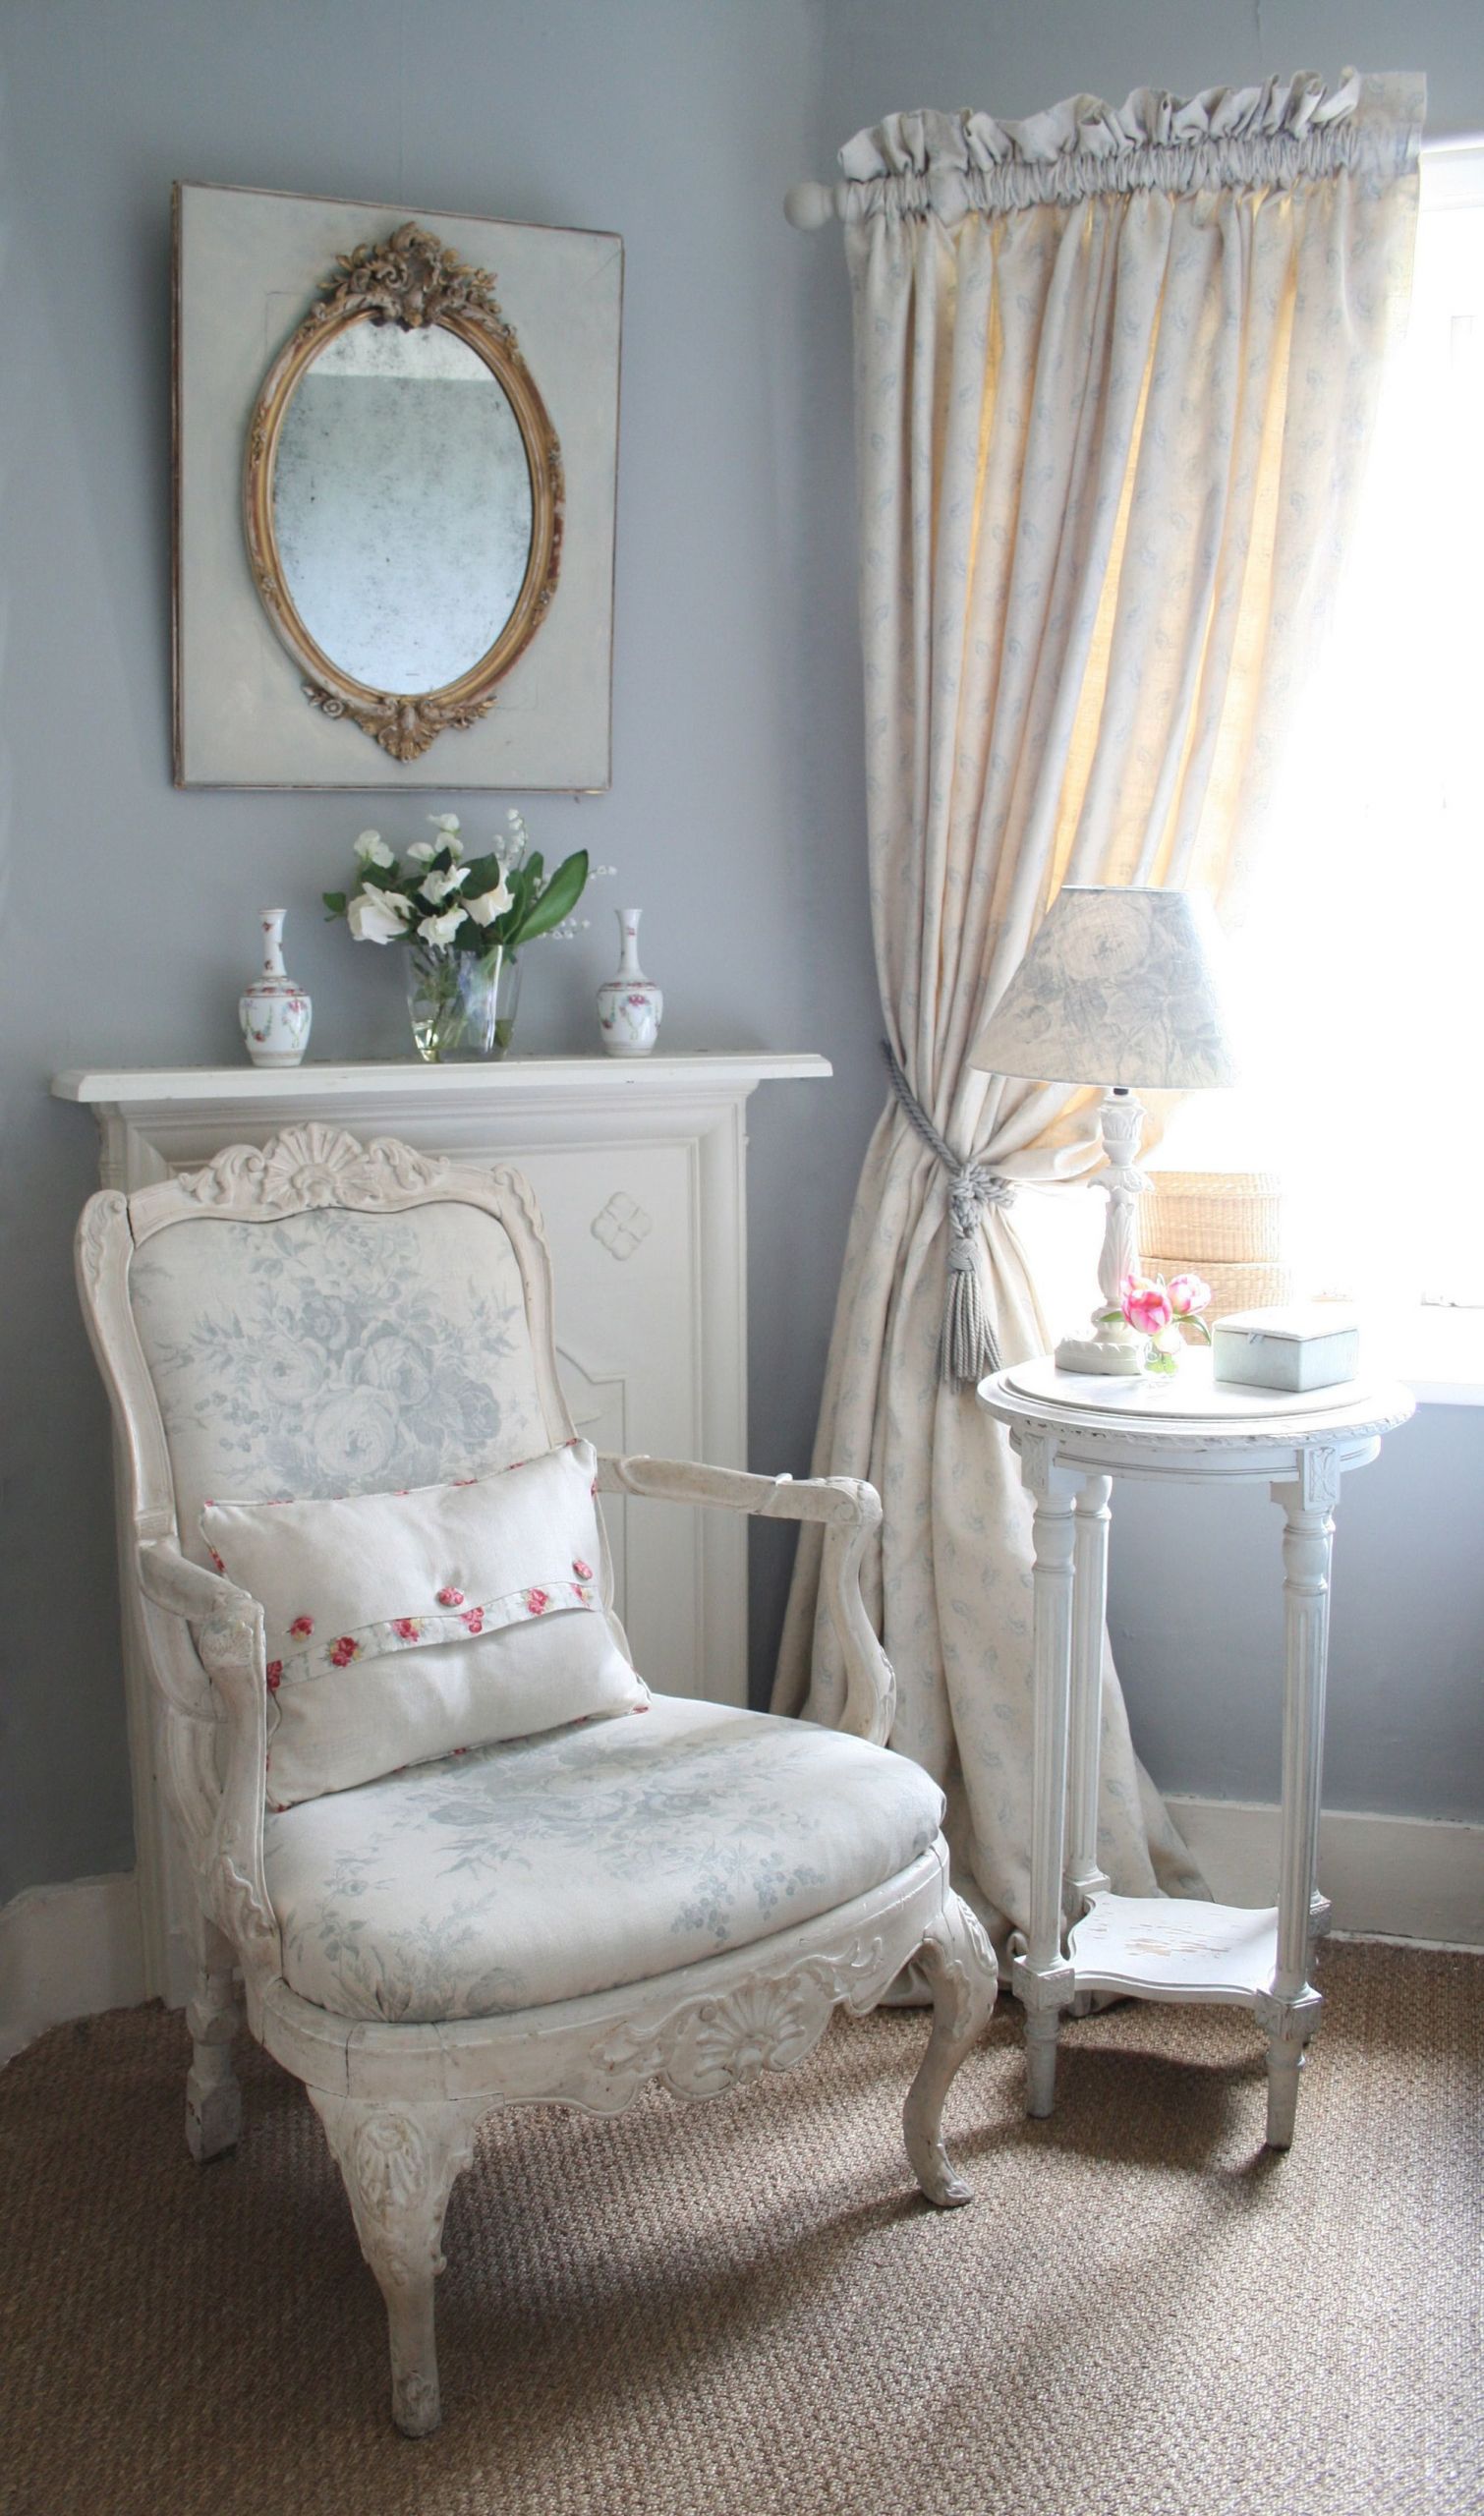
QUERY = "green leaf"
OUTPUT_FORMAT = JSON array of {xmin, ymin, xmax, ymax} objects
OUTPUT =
[
  {"xmin": 510, "ymin": 849, "xmax": 589, "ymax": 949},
  {"xmin": 322, "ymin": 891, "xmax": 347, "ymax": 918}
]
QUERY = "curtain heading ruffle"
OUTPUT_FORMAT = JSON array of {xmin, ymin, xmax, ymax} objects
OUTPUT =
[{"xmin": 837, "ymin": 70, "xmax": 1423, "ymax": 221}]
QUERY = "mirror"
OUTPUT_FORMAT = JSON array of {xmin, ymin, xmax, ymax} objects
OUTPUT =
[
  {"xmin": 244, "ymin": 224, "xmax": 563, "ymax": 762},
  {"xmin": 272, "ymin": 319, "xmax": 535, "ymax": 693}
]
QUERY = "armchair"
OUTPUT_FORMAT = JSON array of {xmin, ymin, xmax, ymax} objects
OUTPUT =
[{"xmin": 77, "ymin": 1124, "xmax": 995, "ymax": 2436}]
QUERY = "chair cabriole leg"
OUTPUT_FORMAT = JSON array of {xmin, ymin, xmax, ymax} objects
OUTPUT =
[
  {"xmin": 902, "ymin": 1893, "xmax": 997, "ymax": 2206},
  {"xmin": 185, "ymin": 1910, "xmax": 243, "ymax": 2162},
  {"xmin": 310, "ymin": 2093, "xmax": 482, "ymax": 2438}
]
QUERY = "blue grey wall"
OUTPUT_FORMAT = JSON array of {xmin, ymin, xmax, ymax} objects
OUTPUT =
[
  {"xmin": 2, "ymin": 0, "xmax": 1479, "ymax": 1911},
  {"xmin": 1107, "ymin": 1407, "xmax": 1484, "ymax": 1823},
  {"xmin": 0, "ymin": 0, "xmax": 876, "ymax": 1906},
  {"xmin": 822, "ymin": 0, "xmax": 1484, "ymax": 143}
]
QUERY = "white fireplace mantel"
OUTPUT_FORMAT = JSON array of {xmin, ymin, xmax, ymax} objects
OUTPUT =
[
  {"xmin": 54, "ymin": 1051, "xmax": 830, "ymax": 2005},
  {"xmin": 53, "ymin": 1051, "xmax": 828, "ymax": 1117}
]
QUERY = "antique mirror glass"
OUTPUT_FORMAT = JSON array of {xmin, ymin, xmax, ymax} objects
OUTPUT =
[
  {"xmin": 272, "ymin": 319, "xmax": 535, "ymax": 693},
  {"xmin": 244, "ymin": 224, "xmax": 563, "ymax": 762}
]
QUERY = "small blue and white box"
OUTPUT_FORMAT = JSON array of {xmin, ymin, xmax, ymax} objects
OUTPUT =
[{"xmin": 1212, "ymin": 1305, "xmax": 1360, "ymax": 1395}]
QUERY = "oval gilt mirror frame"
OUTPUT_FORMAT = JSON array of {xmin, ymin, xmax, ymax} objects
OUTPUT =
[{"xmin": 244, "ymin": 224, "xmax": 563, "ymax": 763}]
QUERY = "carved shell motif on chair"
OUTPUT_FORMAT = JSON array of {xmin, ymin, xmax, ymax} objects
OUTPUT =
[
  {"xmin": 74, "ymin": 1123, "xmax": 998, "ymax": 2437},
  {"xmin": 583, "ymin": 1942, "xmax": 892, "ymax": 2108},
  {"xmin": 174, "ymin": 1124, "xmax": 448, "ymax": 1213}
]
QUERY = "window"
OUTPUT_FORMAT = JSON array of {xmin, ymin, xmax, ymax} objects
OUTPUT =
[{"xmin": 1168, "ymin": 144, "xmax": 1484, "ymax": 1327}]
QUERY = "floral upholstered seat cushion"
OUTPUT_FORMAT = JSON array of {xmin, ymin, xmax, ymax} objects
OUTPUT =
[
  {"xmin": 202, "ymin": 1442, "xmax": 646, "ymax": 1807},
  {"xmin": 263, "ymin": 1694, "xmax": 946, "ymax": 2024}
]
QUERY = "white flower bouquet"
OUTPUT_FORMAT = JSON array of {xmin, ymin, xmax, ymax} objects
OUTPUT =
[{"xmin": 325, "ymin": 813, "xmax": 604, "ymax": 1060}]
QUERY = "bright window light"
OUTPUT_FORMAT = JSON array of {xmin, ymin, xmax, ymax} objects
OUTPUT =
[{"xmin": 1171, "ymin": 145, "xmax": 1484, "ymax": 1314}]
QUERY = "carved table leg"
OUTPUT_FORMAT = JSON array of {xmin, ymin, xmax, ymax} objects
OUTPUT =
[
  {"xmin": 311, "ymin": 2093, "xmax": 485, "ymax": 2437},
  {"xmin": 1067, "ymin": 1474, "xmax": 1113, "ymax": 1916},
  {"xmin": 1010, "ymin": 1445, "xmax": 1080, "ymax": 2117},
  {"xmin": 902, "ymin": 1895, "xmax": 998, "ymax": 2206},
  {"xmin": 185, "ymin": 1910, "xmax": 243, "ymax": 2162},
  {"xmin": 1262, "ymin": 1463, "xmax": 1338, "ymax": 2149}
]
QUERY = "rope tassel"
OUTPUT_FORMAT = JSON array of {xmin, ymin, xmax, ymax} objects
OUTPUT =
[{"xmin": 882, "ymin": 1041, "xmax": 1015, "ymax": 1391}]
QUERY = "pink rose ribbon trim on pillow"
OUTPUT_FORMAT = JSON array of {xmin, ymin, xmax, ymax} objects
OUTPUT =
[
  {"xmin": 269, "ymin": 1577, "xmax": 601, "ymax": 1689},
  {"xmin": 200, "ymin": 1439, "xmax": 647, "ymax": 1810}
]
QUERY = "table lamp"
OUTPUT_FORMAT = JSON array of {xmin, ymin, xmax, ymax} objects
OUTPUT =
[{"xmin": 969, "ymin": 886, "xmax": 1239, "ymax": 1373}]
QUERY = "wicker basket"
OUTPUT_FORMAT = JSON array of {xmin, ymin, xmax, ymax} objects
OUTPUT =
[
  {"xmin": 1142, "ymin": 1171, "xmax": 1293, "ymax": 1315},
  {"xmin": 1153, "ymin": 1258, "xmax": 1294, "ymax": 1319},
  {"xmin": 1144, "ymin": 1171, "xmax": 1286, "ymax": 1265}
]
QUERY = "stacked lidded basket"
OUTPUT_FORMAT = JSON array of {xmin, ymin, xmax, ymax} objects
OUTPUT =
[{"xmin": 1141, "ymin": 1173, "xmax": 1292, "ymax": 1318}]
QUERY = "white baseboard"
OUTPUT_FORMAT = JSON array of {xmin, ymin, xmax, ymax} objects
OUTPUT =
[
  {"xmin": 1166, "ymin": 1797, "xmax": 1484, "ymax": 1949},
  {"xmin": 3, "ymin": 1809, "xmax": 1478, "ymax": 2071},
  {"xmin": 0, "ymin": 1871, "xmax": 145, "ymax": 2067}
]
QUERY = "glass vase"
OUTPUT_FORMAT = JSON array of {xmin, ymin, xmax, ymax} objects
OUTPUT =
[{"xmin": 405, "ymin": 944, "xmax": 521, "ymax": 1062}]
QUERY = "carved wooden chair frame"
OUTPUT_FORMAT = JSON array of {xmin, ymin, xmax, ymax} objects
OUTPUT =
[{"xmin": 76, "ymin": 1123, "xmax": 995, "ymax": 2436}]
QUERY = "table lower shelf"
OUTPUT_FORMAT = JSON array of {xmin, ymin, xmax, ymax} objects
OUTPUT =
[{"xmin": 1066, "ymin": 1893, "xmax": 1280, "ymax": 2004}]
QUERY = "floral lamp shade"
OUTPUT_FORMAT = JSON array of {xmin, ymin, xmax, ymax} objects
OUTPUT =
[
  {"xmin": 970, "ymin": 887, "xmax": 1241, "ymax": 1376},
  {"xmin": 968, "ymin": 886, "xmax": 1239, "ymax": 1091}
]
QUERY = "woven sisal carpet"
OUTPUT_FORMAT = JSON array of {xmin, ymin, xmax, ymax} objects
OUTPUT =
[{"xmin": 1, "ymin": 1939, "xmax": 1479, "ymax": 2516}]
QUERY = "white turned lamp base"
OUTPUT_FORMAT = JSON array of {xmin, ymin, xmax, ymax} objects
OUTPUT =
[
  {"xmin": 1055, "ymin": 1323, "xmax": 1149, "ymax": 1377},
  {"xmin": 1055, "ymin": 1086, "xmax": 1151, "ymax": 1378}
]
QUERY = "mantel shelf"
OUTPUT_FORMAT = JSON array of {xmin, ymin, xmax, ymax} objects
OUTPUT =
[{"xmin": 52, "ymin": 1052, "xmax": 831, "ymax": 1110}]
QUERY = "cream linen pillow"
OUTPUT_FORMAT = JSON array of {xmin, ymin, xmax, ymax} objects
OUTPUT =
[{"xmin": 200, "ymin": 1439, "xmax": 647, "ymax": 1808}]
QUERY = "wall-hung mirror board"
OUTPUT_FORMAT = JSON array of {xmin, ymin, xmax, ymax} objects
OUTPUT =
[{"xmin": 174, "ymin": 183, "xmax": 622, "ymax": 789}]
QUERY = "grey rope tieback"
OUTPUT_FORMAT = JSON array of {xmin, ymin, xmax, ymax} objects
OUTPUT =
[{"xmin": 882, "ymin": 1039, "xmax": 1015, "ymax": 1391}]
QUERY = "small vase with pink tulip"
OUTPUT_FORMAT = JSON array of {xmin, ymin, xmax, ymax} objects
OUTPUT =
[{"xmin": 1100, "ymin": 1271, "xmax": 1214, "ymax": 1377}]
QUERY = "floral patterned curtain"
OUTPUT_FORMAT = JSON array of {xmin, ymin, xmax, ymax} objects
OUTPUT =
[{"xmin": 775, "ymin": 72, "xmax": 1423, "ymax": 1952}]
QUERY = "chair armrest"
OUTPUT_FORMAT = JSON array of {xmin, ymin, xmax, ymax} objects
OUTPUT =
[
  {"xmin": 599, "ymin": 1454, "xmax": 873, "ymax": 1528},
  {"xmin": 138, "ymin": 1541, "xmax": 255, "ymax": 1630},
  {"xmin": 136, "ymin": 1542, "xmax": 280, "ymax": 1993},
  {"xmin": 596, "ymin": 1455, "xmax": 895, "ymax": 1746}
]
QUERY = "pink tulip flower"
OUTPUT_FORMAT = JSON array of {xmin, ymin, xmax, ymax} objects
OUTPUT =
[
  {"xmin": 1120, "ymin": 1276, "xmax": 1172, "ymax": 1338},
  {"xmin": 1167, "ymin": 1272, "xmax": 1212, "ymax": 1319}
]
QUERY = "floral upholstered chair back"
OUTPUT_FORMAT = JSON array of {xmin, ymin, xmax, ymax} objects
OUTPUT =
[{"xmin": 123, "ymin": 1134, "xmax": 570, "ymax": 1576}]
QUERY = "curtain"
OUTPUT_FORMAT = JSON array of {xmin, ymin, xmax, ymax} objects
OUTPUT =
[{"xmin": 774, "ymin": 71, "xmax": 1423, "ymax": 1951}]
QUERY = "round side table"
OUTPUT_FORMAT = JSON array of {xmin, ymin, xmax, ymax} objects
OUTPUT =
[{"xmin": 978, "ymin": 1351, "xmax": 1414, "ymax": 2149}]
